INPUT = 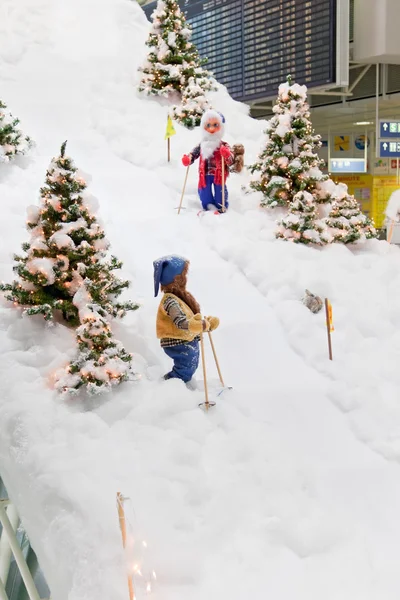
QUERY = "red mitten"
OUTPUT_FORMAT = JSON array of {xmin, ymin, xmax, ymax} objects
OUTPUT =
[
  {"xmin": 182, "ymin": 154, "xmax": 191, "ymax": 167},
  {"xmin": 220, "ymin": 145, "xmax": 231, "ymax": 159}
]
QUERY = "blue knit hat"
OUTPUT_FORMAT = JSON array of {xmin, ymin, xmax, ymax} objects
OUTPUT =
[{"xmin": 153, "ymin": 255, "xmax": 188, "ymax": 297}]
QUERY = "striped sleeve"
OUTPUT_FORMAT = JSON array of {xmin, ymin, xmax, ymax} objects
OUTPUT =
[
  {"xmin": 190, "ymin": 145, "xmax": 201, "ymax": 163},
  {"xmin": 163, "ymin": 296, "xmax": 189, "ymax": 330}
]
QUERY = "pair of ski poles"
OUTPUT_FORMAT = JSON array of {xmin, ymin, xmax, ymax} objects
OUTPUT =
[
  {"xmin": 177, "ymin": 158, "xmax": 227, "ymax": 215},
  {"xmin": 199, "ymin": 330, "xmax": 228, "ymax": 411}
]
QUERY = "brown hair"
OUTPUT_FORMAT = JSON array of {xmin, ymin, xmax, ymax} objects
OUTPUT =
[{"xmin": 161, "ymin": 262, "xmax": 201, "ymax": 314}]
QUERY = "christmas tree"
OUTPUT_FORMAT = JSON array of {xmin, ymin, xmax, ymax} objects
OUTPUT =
[
  {"xmin": 276, "ymin": 190, "xmax": 332, "ymax": 245},
  {"xmin": 250, "ymin": 77, "xmax": 327, "ymax": 208},
  {"xmin": 138, "ymin": 0, "xmax": 215, "ymax": 98},
  {"xmin": 326, "ymin": 183, "xmax": 377, "ymax": 243},
  {"xmin": 54, "ymin": 286, "xmax": 135, "ymax": 396},
  {"xmin": 0, "ymin": 142, "xmax": 138, "ymax": 325},
  {"xmin": 170, "ymin": 75, "xmax": 212, "ymax": 128},
  {"xmin": 0, "ymin": 100, "xmax": 32, "ymax": 163}
]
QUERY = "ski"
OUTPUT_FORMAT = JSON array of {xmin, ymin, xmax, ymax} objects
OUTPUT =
[
  {"xmin": 215, "ymin": 385, "xmax": 233, "ymax": 397},
  {"xmin": 197, "ymin": 209, "xmax": 221, "ymax": 217}
]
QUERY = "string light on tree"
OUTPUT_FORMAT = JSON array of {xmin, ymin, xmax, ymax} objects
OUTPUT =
[
  {"xmin": 53, "ymin": 283, "xmax": 136, "ymax": 394},
  {"xmin": 250, "ymin": 76, "xmax": 330, "ymax": 210},
  {"xmin": 138, "ymin": 0, "xmax": 215, "ymax": 99},
  {"xmin": 170, "ymin": 75, "xmax": 213, "ymax": 129},
  {"xmin": 0, "ymin": 99, "xmax": 32, "ymax": 163},
  {"xmin": 276, "ymin": 190, "xmax": 333, "ymax": 245},
  {"xmin": 0, "ymin": 141, "xmax": 138, "ymax": 325},
  {"xmin": 325, "ymin": 183, "xmax": 377, "ymax": 243}
]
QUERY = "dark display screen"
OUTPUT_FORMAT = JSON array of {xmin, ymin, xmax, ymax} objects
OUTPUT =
[{"xmin": 143, "ymin": 0, "xmax": 337, "ymax": 102}]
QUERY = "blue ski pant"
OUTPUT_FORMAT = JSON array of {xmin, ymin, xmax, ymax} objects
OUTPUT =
[
  {"xmin": 163, "ymin": 340, "xmax": 200, "ymax": 383},
  {"xmin": 198, "ymin": 175, "xmax": 229, "ymax": 212}
]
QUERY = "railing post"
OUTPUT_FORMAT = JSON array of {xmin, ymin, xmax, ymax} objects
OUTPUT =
[
  {"xmin": 0, "ymin": 501, "xmax": 41, "ymax": 600},
  {"xmin": 0, "ymin": 503, "xmax": 19, "ymax": 588},
  {"xmin": 0, "ymin": 575, "xmax": 8, "ymax": 600}
]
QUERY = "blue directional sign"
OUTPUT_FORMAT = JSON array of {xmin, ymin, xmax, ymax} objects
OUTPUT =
[
  {"xmin": 380, "ymin": 120, "xmax": 400, "ymax": 138},
  {"xmin": 329, "ymin": 158, "xmax": 367, "ymax": 173},
  {"xmin": 379, "ymin": 141, "xmax": 400, "ymax": 158}
]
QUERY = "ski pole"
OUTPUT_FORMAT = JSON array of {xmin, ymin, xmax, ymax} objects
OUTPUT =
[
  {"xmin": 388, "ymin": 219, "xmax": 395, "ymax": 243},
  {"xmin": 116, "ymin": 493, "xmax": 135, "ymax": 600},
  {"xmin": 221, "ymin": 157, "xmax": 226, "ymax": 212},
  {"xmin": 177, "ymin": 165, "xmax": 190, "ymax": 215},
  {"xmin": 200, "ymin": 332, "xmax": 210, "ymax": 410},
  {"xmin": 207, "ymin": 331, "xmax": 225, "ymax": 387}
]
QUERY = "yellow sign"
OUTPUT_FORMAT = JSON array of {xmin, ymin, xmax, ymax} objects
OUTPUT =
[
  {"xmin": 335, "ymin": 174, "xmax": 372, "ymax": 216},
  {"xmin": 334, "ymin": 135, "xmax": 350, "ymax": 152},
  {"xmin": 165, "ymin": 115, "xmax": 176, "ymax": 140},
  {"xmin": 326, "ymin": 300, "xmax": 334, "ymax": 332},
  {"xmin": 334, "ymin": 174, "xmax": 400, "ymax": 228},
  {"xmin": 372, "ymin": 176, "xmax": 400, "ymax": 228}
]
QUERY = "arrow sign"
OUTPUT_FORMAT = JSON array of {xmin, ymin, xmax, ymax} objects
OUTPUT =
[
  {"xmin": 379, "ymin": 140, "xmax": 400, "ymax": 157},
  {"xmin": 380, "ymin": 119, "xmax": 400, "ymax": 138},
  {"xmin": 329, "ymin": 158, "xmax": 366, "ymax": 173}
]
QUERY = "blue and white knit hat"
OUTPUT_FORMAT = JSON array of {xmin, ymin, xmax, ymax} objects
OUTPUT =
[{"xmin": 153, "ymin": 255, "xmax": 188, "ymax": 297}]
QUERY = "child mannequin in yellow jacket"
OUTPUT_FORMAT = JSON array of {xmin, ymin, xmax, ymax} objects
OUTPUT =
[{"xmin": 153, "ymin": 255, "xmax": 219, "ymax": 388}]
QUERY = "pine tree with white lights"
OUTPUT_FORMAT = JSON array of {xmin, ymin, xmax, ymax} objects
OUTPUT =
[
  {"xmin": 250, "ymin": 77, "xmax": 328, "ymax": 208},
  {"xmin": 170, "ymin": 75, "xmax": 212, "ymax": 128},
  {"xmin": 138, "ymin": 0, "xmax": 215, "ymax": 98},
  {"xmin": 0, "ymin": 100, "xmax": 32, "ymax": 163},
  {"xmin": 276, "ymin": 191, "xmax": 332, "ymax": 245},
  {"xmin": 326, "ymin": 183, "xmax": 377, "ymax": 243},
  {"xmin": 54, "ymin": 286, "xmax": 135, "ymax": 396},
  {"xmin": 0, "ymin": 142, "xmax": 138, "ymax": 325}
]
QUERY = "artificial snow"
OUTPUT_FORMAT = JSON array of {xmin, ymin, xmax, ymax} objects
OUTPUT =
[
  {"xmin": 275, "ymin": 114, "xmax": 292, "ymax": 138},
  {"xmin": 49, "ymin": 232, "xmax": 76, "ymax": 249},
  {"xmin": 1, "ymin": 1, "xmax": 400, "ymax": 600},
  {"xmin": 275, "ymin": 156, "xmax": 289, "ymax": 168},
  {"xmin": 29, "ymin": 237, "xmax": 48, "ymax": 251},
  {"xmin": 167, "ymin": 31, "xmax": 176, "ymax": 47},
  {"xmin": 157, "ymin": 39, "xmax": 170, "ymax": 61},
  {"xmin": 289, "ymin": 158, "xmax": 301, "ymax": 169},
  {"xmin": 25, "ymin": 257, "xmax": 56, "ymax": 284},
  {"xmin": 307, "ymin": 167, "xmax": 324, "ymax": 180}
]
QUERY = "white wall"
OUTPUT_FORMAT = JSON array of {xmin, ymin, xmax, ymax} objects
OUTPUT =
[{"xmin": 354, "ymin": 0, "xmax": 400, "ymax": 64}]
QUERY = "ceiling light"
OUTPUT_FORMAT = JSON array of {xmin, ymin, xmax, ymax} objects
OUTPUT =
[{"xmin": 354, "ymin": 121, "xmax": 373, "ymax": 125}]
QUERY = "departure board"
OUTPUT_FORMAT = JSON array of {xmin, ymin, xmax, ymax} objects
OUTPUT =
[{"xmin": 143, "ymin": 0, "xmax": 337, "ymax": 102}]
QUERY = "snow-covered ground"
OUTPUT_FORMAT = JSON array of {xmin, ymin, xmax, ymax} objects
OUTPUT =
[{"xmin": 1, "ymin": 1, "xmax": 400, "ymax": 599}]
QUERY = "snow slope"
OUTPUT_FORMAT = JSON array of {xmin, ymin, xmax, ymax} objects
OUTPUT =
[{"xmin": 1, "ymin": 1, "xmax": 400, "ymax": 600}]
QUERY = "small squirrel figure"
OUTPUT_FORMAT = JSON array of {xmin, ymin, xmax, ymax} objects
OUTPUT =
[{"xmin": 302, "ymin": 289, "xmax": 323, "ymax": 314}]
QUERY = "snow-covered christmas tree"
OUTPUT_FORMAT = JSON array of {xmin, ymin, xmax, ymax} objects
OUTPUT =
[
  {"xmin": 138, "ymin": 0, "xmax": 215, "ymax": 98},
  {"xmin": 170, "ymin": 75, "xmax": 212, "ymax": 128},
  {"xmin": 276, "ymin": 190, "xmax": 332, "ymax": 245},
  {"xmin": 0, "ymin": 100, "xmax": 32, "ymax": 163},
  {"xmin": 54, "ymin": 286, "xmax": 135, "ymax": 396},
  {"xmin": 0, "ymin": 142, "xmax": 138, "ymax": 325},
  {"xmin": 250, "ymin": 77, "xmax": 328, "ymax": 208},
  {"xmin": 326, "ymin": 183, "xmax": 377, "ymax": 243}
]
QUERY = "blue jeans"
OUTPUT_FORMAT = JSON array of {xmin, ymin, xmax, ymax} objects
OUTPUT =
[
  {"xmin": 198, "ymin": 175, "xmax": 229, "ymax": 212},
  {"xmin": 163, "ymin": 340, "xmax": 200, "ymax": 383}
]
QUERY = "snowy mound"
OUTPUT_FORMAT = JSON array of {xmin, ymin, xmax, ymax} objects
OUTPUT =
[{"xmin": 1, "ymin": 1, "xmax": 400, "ymax": 600}]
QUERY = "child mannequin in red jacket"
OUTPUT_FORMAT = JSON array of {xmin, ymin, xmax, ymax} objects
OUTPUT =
[{"xmin": 182, "ymin": 109, "xmax": 234, "ymax": 213}]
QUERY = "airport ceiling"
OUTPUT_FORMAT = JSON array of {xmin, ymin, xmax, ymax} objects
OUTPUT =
[{"xmin": 250, "ymin": 92, "xmax": 400, "ymax": 135}]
